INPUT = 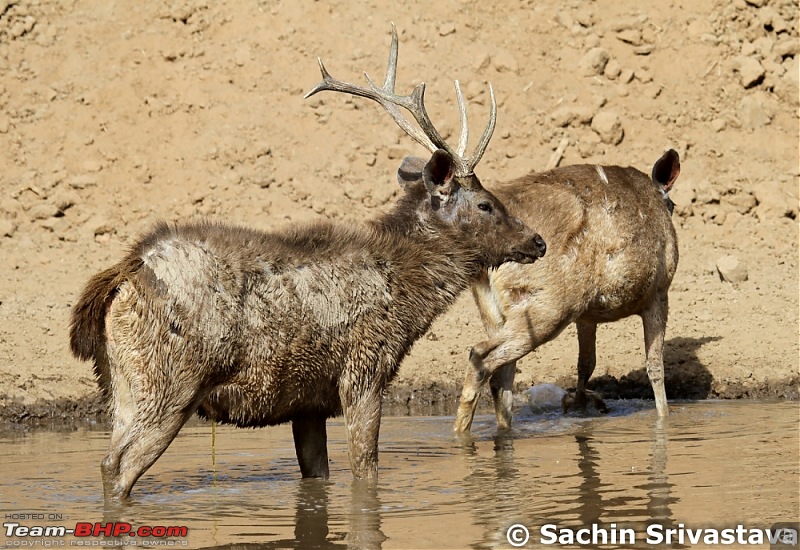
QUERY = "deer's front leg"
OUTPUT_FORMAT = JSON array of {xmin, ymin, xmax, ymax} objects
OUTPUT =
[
  {"xmin": 454, "ymin": 338, "xmax": 497, "ymax": 433},
  {"xmin": 341, "ymin": 384, "xmax": 382, "ymax": 479}
]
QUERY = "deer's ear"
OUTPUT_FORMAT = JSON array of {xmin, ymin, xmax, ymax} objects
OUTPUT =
[
  {"xmin": 396, "ymin": 156, "xmax": 427, "ymax": 189},
  {"xmin": 652, "ymin": 149, "xmax": 680, "ymax": 192},
  {"xmin": 423, "ymin": 149, "xmax": 458, "ymax": 201}
]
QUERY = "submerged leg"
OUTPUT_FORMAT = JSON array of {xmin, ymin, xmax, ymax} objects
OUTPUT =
[
  {"xmin": 292, "ymin": 416, "xmax": 330, "ymax": 478},
  {"xmin": 341, "ymin": 385, "xmax": 382, "ymax": 479},
  {"xmin": 489, "ymin": 362, "xmax": 517, "ymax": 431},
  {"xmin": 455, "ymin": 328, "xmax": 534, "ymax": 433},
  {"xmin": 103, "ymin": 405, "xmax": 195, "ymax": 501},
  {"xmin": 642, "ymin": 293, "xmax": 670, "ymax": 417},
  {"xmin": 562, "ymin": 321, "xmax": 608, "ymax": 414}
]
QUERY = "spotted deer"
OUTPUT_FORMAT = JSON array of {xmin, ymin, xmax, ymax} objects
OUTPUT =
[
  {"xmin": 454, "ymin": 150, "xmax": 680, "ymax": 432},
  {"xmin": 69, "ymin": 26, "xmax": 546, "ymax": 501}
]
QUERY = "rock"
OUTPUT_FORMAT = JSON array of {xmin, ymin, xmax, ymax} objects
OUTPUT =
[
  {"xmin": 0, "ymin": 219, "xmax": 16, "ymax": 238},
  {"xmin": 438, "ymin": 23, "xmax": 456, "ymax": 36},
  {"xmin": 67, "ymin": 174, "xmax": 98, "ymax": 189},
  {"xmin": 716, "ymin": 255, "xmax": 748, "ymax": 283},
  {"xmin": 492, "ymin": 50, "xmax": 519, "ymax": 73},
  {"xmin": 616, "ymin": 29, "xmax": 642, "ymax": 45},
  {"xmin": 550, "ymin": 105, "xmax": 594, "ymax": 127},
  {"xmin": 526, "ymin": 384, "xmax": 567, "ymax": 413},
  {"xmin": 753, "ymin": 178, "xmax": 799, "ymax": 220},
  {"xmin": 579, "ymin": 47, "xmax": 609, "ymax": 76},
  {"xmin": 711, "ymin": 118, "xmax": 727, "ymax": 132},
  {"xmin": 591, "ymin": 110, "xmax": 624, "ymax": 145},
  {"xmin": 28, "ymin": 203, "xmax": 60, "ymax": 221},
  {"xmin": 733, "ymin": 56, "xmax": 765, "ymax": 88},
  {"xmin": 774, "ymin": 38, "xmax": 799, "ymax": 59},
  {"xmin": 555, "ymin": 12, "xmax": 574, "ymax": 29},
  {"xmin": 604, "ymin": 58, "xmax": 622, "ymax": 79},
  {"xmin": 619, "ymin": 68, "xmax": 635, "ymax": 83},
  {"xmin": 739, "ymin": 91, "xmax": 774, "ymax": 128}
]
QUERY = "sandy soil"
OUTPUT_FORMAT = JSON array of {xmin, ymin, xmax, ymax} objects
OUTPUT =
[{"xmin": 0, "ymin": 0, "xmax": 797, "ymax": 423}]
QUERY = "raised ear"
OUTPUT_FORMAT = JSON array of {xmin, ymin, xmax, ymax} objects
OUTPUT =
[
  {"xmin": 422, "ymin": 149, "xmax": 457, "ymax": 200},
  {"xmin": 396, "ymin": 156, "xmax": 427, "ymax": 189},
  {"xmin": 652, "ymin": 149, "xmax": 680, "ymax": 192}
]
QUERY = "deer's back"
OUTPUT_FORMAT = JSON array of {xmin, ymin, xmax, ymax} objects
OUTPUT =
[
  {"xmin": 488, "ymin": 164, "xmax": 678, "ymax": 322},
  {"xmin": 106, "ymin": 220, "xmax": 470, "ymax": 426}
]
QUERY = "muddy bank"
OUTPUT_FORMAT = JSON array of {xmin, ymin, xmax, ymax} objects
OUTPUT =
[{"xmin": 2, "ymin": 372, "xmax": 797, "ymax": 428}]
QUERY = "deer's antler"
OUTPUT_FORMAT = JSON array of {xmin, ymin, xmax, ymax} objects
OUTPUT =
[{"xmin": 305, "ymin": 24, "xmax": 496, "ymax": 181}]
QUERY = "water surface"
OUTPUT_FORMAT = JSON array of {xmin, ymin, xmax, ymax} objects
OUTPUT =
[{"xmin": 1, "ymin": 400, "xmax": 797, "ymax": 549}]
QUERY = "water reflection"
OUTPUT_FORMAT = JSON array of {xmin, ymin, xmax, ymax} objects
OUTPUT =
[
  {"xmin": 1, "ymin": 402, "xmax": 797, "ymax": 549},
  {"xmin": 195, "ymin": 479, "xmax": 385, "ymax": 550}
]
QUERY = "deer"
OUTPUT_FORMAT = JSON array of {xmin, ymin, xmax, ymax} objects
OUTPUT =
[
  {"xmin": 453, "ymin": 149, "xmax": 680, "ymax": 433},
  {"xmin": 68, "ymin": 26, "xmax": 547, "ymax": 501}
]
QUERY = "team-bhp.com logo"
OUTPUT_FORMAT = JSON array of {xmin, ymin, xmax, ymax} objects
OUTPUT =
[{"xmin": 4, "ymin": 521, "xmax": 189, "ymax": 544}]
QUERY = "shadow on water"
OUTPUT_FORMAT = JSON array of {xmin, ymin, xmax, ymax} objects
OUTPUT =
[{"xmin": 587, "ymin": 335, "xmax": 720, "ymax": 400}]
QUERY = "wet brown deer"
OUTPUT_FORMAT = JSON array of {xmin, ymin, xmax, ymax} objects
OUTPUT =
[
  {"xmin": 69, "ymin": 26, "xmax": 546, "ymax": 501},
  {"xmin": 454, "ymin": 150, "xmax": 680, "ymax": 433}
]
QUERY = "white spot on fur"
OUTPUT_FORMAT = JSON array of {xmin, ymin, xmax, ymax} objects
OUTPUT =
[{"xmin": 595, "ymin": 165, "xmax": 609, "ymax": 184}]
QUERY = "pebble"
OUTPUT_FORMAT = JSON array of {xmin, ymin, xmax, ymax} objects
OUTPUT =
[
  {"xmin": 0, "ymin": 219, "xmax": 16, "ymax": 238},
  {"xmin": 604, "ymin": 58, "xmax": 622, "ymax": 79},
  {"xmin": 591, "ymin": 110, "xmax": 624, "ymax": 144},
  {"xmin": 739, "ymin": 92, "xmax": 774, "ymax": 128},
  {"xmin": 492, "ymin": 50, "xmax": 519, "ymax": 73},
  {"xmin": 438, "ymin": 23, "xmax": 456, "ymax": 37},
  {"xmin": 716, "ymin": 255, "xmax": 748, "ymax": 283},
  {"xmin": 526, "ymin": 384, "xmax": 567, "ymax": 413},
  {"xmin": 550, "ymin": 105, "xmax": 594, "ymax": 127},
  {"xmin": 734, "ymin": 56, "xmax": 765, "ymax": 88},
  {"xmin": 579, "ymin": 47, "xmax": 609, "ymax": 76}
]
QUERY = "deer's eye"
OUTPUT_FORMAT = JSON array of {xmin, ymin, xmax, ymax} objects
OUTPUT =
[{"xmin": 477, "ymin": 202, "xmax": 493, "ymax": 213}]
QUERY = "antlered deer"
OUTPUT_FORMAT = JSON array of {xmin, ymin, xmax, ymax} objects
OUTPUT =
[
  {"xmin": 454, "ymin": 150, "xmax": 680, "ymax": 433},
  {"xmin": 69, "ymin": 26, "xmax": 546, "ymax": 501}
]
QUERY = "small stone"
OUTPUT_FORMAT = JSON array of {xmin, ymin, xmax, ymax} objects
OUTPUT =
[
  {"xmin": 438, "ymin": 23, "xmax": 456, "ymax": 36},
  {"xmin": 67, "ymin": 174, "xmax": 97, "ymax": 189},
  {"xmin": 591, "ymin": 110, "xmax": 624, "ymax": 145},
  {"xmin": 739, "ymin": 92, "xmax": 774, "ymax": 128},
  {"xmin": 579, "ymin": 47, "xmax": 609, "ymax": 76},
  {"xmin": 492, "ymin": 50, "xmax": 519, "ymax": 73},
  {"xmin": 711, "ymin": 118, "xmax": 727, "ymax": 132},
  {"xmin": 616, "ymin": 29, "xmax": 642, "ymax": 45},
  {"xmin": 716, "ymin": 255, "xmax": 748, "ymax": 283},
  {"xmin": 28, "ymin": 203, "xmax": 59, "ymax": 221},
  {"xmin": 604, "ymin": 58, "xmax": 622, "ymax": 79},
  {"xmin": 550, "ymin": 105, "xmax": 594, "ymax": 127},
  {"xmin": 734, "ymin": 56, "xmax": 765, "ymax": 88},
  {"xmin": 619, "ymin": 68, "xmax": 635, "ymax": 83},
  {"xmin": 234, "ymin": 46, "xmax": 250, "ymax": 67},
  {"xmin": 555, "ymin": 12, "xmax": 574, "ymax": 29},
  {"xmin": 0, "ymin": 219, "xmax": 16, "ymax": 238},
  {"xmin": 774, "ymin": 38, "xmax": 799, "ymax": 59}
]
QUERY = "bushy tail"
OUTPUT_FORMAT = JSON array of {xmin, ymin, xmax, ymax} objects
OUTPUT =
[{"xmin": 69, "ymin": 254, "xmax": 143, "ymax": 393}]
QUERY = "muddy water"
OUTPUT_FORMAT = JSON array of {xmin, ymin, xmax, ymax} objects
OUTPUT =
[{"xmin": 1, "ymin": 401, "xmax": 798, "ymax": 549}]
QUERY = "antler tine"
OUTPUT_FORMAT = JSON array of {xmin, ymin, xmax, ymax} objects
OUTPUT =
[
  {"xmin": 306, "ymin": 26, "xmax": 497, "ymax": 177},
  {"xmin": 454, "ymin": 81, "xmax": 469, "ymax": 158},
  {"xmin": 465, "ymin": 83, "xmax": 496, "ymax": 173},
  {"xmin": 305, "ymin": 30, "xmax": 438, "ymax": 153}
]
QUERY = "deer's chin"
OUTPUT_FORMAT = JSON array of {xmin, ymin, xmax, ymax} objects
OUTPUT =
[{"xmin": 500, "ymin": 251, "xmax": 541, "ymax": 266}]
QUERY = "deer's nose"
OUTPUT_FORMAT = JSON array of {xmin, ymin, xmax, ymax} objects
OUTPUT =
[{"xmin": 534, "ymin": 235, "xmax": 546, "ymax": 257}]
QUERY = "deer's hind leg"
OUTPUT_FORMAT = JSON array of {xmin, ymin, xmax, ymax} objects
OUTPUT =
[
  {"xmin": 103, "ymin": 305, "xmax": 208, "ymax": 501},
  {"xmin": 292, "ymin": 415, "xmax": 330, "ymax": 478},
  {"xmin": 642, "ymin": 292, "xmax": 670, "ymax": 417},
  {"xmin": 562, "ymin": 321, "xmax": 608, "ymax": 414}
]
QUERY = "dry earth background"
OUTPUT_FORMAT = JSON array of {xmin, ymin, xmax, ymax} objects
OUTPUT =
[{"xmin": 0, "ymin": 0, "xmax": 798, "ymax": 423}]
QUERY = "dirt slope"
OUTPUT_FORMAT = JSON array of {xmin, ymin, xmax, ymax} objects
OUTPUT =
[{"xmin": 0, "ymin": 0, "xmax": 797, "ymax": 421}]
